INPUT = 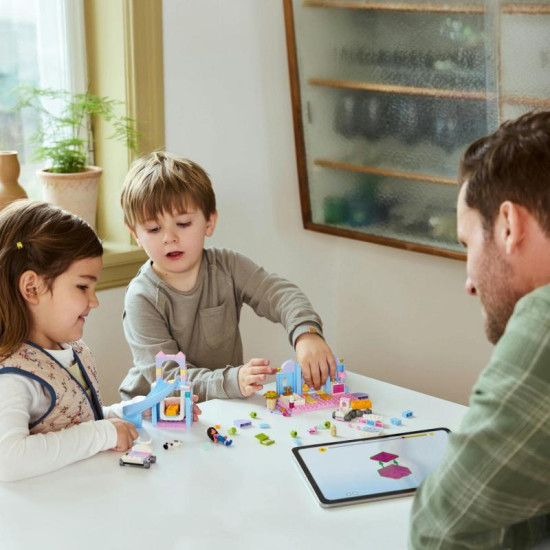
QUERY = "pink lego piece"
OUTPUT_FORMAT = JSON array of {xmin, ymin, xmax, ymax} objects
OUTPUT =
[{"xmin": 277, "ymin": 393, "xmax": 355, "ymax": 416}]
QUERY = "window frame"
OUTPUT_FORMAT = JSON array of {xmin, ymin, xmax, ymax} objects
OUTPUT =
[{"xmin": 84, "ymin": 0, "xmax": 164, "ymax": 289}]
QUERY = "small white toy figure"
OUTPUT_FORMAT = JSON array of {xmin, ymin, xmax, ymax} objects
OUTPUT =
[{"xmin": 163, "ymin": 440, "xmax": 183, "ymax": 450}]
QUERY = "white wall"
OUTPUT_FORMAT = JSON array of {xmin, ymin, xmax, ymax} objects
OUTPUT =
[
  {"xmin": 88, "ymin": 0, "xmax": 493, "ymax": 407},
  {"xmin": 160, "ymin": 0, "xmax": 493, "ymax": 405}
]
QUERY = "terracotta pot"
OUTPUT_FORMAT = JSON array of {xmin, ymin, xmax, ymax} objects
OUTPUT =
[
  {"xmin": 37, "ymin": 166, "xmax": 102, "ymax": 229},
  {"xmin": 0, "ymin": 151, "xmax": 28, "ymax": 210}
]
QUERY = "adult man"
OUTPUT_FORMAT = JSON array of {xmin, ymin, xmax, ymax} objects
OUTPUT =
[{"xmin": 409, "ymin": 111, "xmax": 550, "ymax": 549}]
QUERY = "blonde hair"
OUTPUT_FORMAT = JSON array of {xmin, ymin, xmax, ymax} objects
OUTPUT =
[
  {"xmin": 0, "ymin": 200, "xmax": 103, "ymax": 356},
  {"xmin": 121, "ymin": 152, "xmax": 217, "ymax": 228}
]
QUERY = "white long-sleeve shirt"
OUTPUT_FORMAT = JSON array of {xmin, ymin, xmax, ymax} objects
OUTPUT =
[{"xmin": 0, "ymin": 347, "xmax": 138, "ymax": 482}]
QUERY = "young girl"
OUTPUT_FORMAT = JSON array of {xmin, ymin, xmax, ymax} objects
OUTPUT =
[{"xmin": 0, "ymin": 201, "xmax": 143, "ymax": 481}]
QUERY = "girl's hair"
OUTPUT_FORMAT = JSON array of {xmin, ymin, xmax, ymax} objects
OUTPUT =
[{"xmin": 0, "ymin": 200, "xmax": 103, "ymax": 356}]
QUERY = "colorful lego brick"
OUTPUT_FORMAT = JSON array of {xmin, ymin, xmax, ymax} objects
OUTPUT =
[
  {"xmin": 259, "ymin": 423, "xmax": 270, "ymax": 429},
  {"xmin": 402, "ymin": 410, "xmax": 414, "ymax": 418},
  {"xmin": 255, "ymin": 433, "xmax": 275, "ymax": 445},
  {"xmin": 233, "ymin": 419, "xmax": 252, "ymax": 428},
  {"xmin": 390, "ymin": 417, "xmax": 402, "ymax": 426}
]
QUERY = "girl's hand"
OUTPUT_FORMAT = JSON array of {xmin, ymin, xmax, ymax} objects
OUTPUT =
[{"xmin": 109, "ymin": 418, "xmax": 139, "ymax": 451}]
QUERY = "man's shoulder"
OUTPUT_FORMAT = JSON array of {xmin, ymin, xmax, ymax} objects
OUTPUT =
[{"xmin": 515, "ymin": 283, "xmax": 550, "ymax": 317}]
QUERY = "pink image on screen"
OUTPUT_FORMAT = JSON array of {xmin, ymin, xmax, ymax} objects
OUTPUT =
[
  {"xmin": 377, "ymin": 464, "xmax": 412, "ymax": 479},
  {"xmin": 370, "ymin": 452, "xmax": 399, "ymax": 463}
]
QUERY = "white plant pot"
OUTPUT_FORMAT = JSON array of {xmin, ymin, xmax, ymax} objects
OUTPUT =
[{"xmin": 37, "ymin": 166, "xmax": 102, "ymax": 229}]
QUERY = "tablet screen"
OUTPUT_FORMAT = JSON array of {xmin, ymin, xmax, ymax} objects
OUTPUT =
[{"xmin": 292, "ymin": 427, "xmax": 450, "ymax": 507}]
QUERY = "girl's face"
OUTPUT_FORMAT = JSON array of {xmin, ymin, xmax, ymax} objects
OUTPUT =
[{"xmin": 28, "ymin": 257, "xmax": 103, "ymax": 350}]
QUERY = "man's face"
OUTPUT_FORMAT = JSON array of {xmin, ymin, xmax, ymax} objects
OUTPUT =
[{"xmin": 457, "ymin": 185, "xmax": 522, "ymax": 344}]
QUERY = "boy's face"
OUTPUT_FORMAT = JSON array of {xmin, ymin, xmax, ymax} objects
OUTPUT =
[{"xmin": 130, "ymin": 205, "xmax": 217, "ymax": 290}]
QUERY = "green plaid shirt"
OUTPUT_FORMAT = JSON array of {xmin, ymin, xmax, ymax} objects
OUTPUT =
[{"xmin": 409, "ymin": 284, "xmax": 550, "ymax": 549}]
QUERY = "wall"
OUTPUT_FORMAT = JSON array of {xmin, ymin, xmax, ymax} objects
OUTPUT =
[
  {"xmin": 160, "ymin": 0, "xmax": 494, "ymax": 405},
  {"xmin": 88, "ymin": 0, "xmax": 493, "ymax": 407}
]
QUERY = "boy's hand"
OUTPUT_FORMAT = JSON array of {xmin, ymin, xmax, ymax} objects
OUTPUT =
[
  {"xmin": 191, "ymin": 394, "xmax": 202, "ymax": 422},
  {"xmin": 238, "ymin": 358, "xmax": 277, "ymax": 397},
  {"xmin": 295, "ymin": 333, "xmax": 336, "ymax": 390},
  {"xmin": 109, "ymin": 418, "xmax": 139, "ymax": 451},
  {"xmin": 164, "ymin": 395, "xmax": 202, "ymax": 422}
]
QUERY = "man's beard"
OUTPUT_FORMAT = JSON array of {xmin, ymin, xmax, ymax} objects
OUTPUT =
[{"xmin": 478, "ymin": 243, "xmax": 523, "ymax": 345}]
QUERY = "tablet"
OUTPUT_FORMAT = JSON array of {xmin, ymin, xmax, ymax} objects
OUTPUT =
[{"xmin": 292, "ymin": 427, "xmax": 450, "ymax": 507}]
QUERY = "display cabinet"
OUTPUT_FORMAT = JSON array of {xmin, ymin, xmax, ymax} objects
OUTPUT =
[{"xmin": 284, "ymin": 0, "xmax": 550, "ymax": 259}]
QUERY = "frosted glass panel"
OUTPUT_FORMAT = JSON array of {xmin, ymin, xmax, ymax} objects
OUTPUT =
[{"xmin": 286, "ymin": 0, "xmax": 550, "ymax": 258}]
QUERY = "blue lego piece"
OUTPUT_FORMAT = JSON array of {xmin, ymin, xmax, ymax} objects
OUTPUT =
[
  {"xmin": 402, "ymin": 410, "xmax": 414, "ymax": 418},
  {"xmin": 390, "ymin": 417, "xmax": 402, "ymax": 426}
]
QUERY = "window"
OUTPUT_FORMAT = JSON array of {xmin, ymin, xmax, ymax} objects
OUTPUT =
[
  {"xmin": 0, "ymin": 0, "xmax": 87, "ymax": 199},
  {"xmin": 1, "ymin": 0, "xmax": 164, "ymax": 289}
]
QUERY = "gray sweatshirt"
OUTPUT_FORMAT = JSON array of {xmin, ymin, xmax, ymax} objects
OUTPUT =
[{"xmin": 119, "ymin": 248, "xmax": 323, "ymax": 401}]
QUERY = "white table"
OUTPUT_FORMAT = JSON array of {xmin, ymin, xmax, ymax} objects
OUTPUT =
[{"xmin": 0, "ymin": 373, "xmax": 467, "ymax": 550}]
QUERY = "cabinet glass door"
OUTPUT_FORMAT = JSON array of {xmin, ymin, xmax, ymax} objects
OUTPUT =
[{"xmin": 284, "ymin": 0, "xmax": 550, "ymax": 259}]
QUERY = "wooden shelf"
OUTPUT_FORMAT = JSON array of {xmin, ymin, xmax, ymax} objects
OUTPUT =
[
  {"xmin": 314, "ymin": 159, "xmax": 458, "ymax": 186},
  {"xmin": 303, "ymin": 1, "xmax": 550, "ymax": 15},
  {"xmin": 502, "ymin": 94, "xmax": 550, "ymax": 109},
  {"xmin": 308, "ymin": 79, "xmax": 550, "ymax": 108},
  {"xmin": 306, "ymin": 222, "xmax": 465, "ymax": 260},
  {"xmin": 308, "ymin": 78, "xmax": 489, "ymax": 101},
  {"xmin": 303, "ymin": 1, "xmax": 485, "ymax": 14},
  {"xmin": 501, "ymin": 4, "xmax": 550, "ymax": 15}
]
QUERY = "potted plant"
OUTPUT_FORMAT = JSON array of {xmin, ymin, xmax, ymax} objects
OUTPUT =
[{"xmin": 14, "ymin": 86, "xmax": 139, "ymax": 228}]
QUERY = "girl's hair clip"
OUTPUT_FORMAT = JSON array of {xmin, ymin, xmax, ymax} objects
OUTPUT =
[{"xmin": 16, "ymin": 241, "xmax": 23, "ymax": 250}]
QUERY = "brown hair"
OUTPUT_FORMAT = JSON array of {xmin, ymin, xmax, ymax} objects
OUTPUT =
[
  {"xmin": 121, "ymin": 152, "xmax": 217, "ymax": 229},
  {"xmin": 459, "ymin": 110, "xmax": 550, "ymax": 236},
  {"xmin": 0, "ymin": 200, "xmax": 103, "ymax": 356}
]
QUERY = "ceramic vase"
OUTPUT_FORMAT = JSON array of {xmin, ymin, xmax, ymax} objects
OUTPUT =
[
  {"xmin": 0, "ymin": 151, "xmax": 28, "ymax": 210},
  {"xmin": 37, "ymin": 166, "xmax": 102, "ymax": 229}
]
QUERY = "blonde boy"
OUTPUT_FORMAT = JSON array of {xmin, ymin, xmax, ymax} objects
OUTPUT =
[{"xmin": 119, "ymin": 152, "xmax": 335, "ymax": 402}]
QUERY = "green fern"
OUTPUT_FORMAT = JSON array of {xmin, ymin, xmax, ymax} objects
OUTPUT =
[{"xmin": 14, "ymin": 86, "xmax": 140, "ymax": 173}]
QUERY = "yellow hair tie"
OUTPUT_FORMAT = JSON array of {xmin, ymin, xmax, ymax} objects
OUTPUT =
[{"xmin": 16, "ymin": 242, "xmax": 23, "ymax": 249}]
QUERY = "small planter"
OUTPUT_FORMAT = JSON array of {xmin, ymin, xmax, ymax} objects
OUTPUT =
[{"xmin": 37, "ymin": 166, "xmax": 102, "ymax": 229}]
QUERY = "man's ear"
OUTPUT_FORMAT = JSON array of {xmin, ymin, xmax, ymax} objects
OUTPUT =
[
  {"xmin": 18, "ymin": 271, "xmax": 42, "ymax": 305},
  {"xmin": 127, "ymin": 225, "xmax": 141, "ymax": 247},
  {"xmin": 497, "ymin": 201, "xmax": 526, "ymax": 255},
  {"xmin": 205, "ymin": 211, "xmax": 218, "ymax": 237}
]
